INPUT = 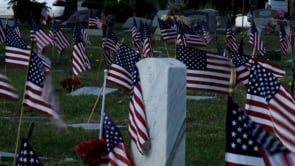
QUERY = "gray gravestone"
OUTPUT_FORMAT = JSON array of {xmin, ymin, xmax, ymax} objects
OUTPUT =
[
  {"xmin": 152, "ymin": 10, "xmax": 171, "ymax": 27},
  {"xmin": 184, "ymin": 9, "xmax": 219, "ymax": 33},
  {"xmin": 122, "ymin": 17, "xmax": 152, "ymax": 29},
  {"xmin": 131, "ymin": 58, "xmax": 186, "ymax": 166}
]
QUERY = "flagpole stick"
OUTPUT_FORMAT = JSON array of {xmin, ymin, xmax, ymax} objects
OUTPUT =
[
  {"xmin": 87, "ymin": 86, "xmax": 103, "ymax": 123},
  {"xmin": 99, "ymin": 69, "xmax": 108, "ymax": 139},
  {"xmin": 251, "ymin": 47, "xmax": 256, "ymax": 58},
  {"xmin": 229, "ymin": 65, "xmax": 236, "ymax": 96},
  {"xmin": 13, "ymin": 46, "xmax": 34, "ymax": 166},
  {"xmin": 164, "ymin": 41, "xmax": 169, "ymax": 56}
]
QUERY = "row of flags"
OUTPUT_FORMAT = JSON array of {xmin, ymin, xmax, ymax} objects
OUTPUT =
[
  {"xmin": 86, "ymin": 15, "xmax": 295, "ymax": 165},
  {"xmin": 0, "ymin": 13, "xmax": 294, "ymax": 165}
]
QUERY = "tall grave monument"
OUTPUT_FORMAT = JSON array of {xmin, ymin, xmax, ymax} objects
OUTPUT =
[{"xmin": 131, "ymin": 58, "xmax": 186, "ymax": 166}]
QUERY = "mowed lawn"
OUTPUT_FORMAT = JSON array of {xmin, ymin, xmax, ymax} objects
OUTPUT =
[{"xmin": 0, "ymin": 21, "xmax": 293, "ymax": 166}]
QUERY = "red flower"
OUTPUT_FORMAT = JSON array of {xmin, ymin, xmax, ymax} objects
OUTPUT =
[
  {"xmin": 60, "ymin": 77, "xmax": 81, "ymax": 92},
  {"xmin": 75, "ymin": 138, "xmax": 109, "ymax": 165}
]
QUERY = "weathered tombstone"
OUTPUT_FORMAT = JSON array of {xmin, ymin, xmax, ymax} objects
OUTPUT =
[
  {"xmin": 152, "ymin": 10, "xmax": 171, "ymax": 27},
  {"xmin": 131, "ymin": 58, "xmax": 186, "ymax": 166},
  {"xmin": 122, "ymin": 17, "xmax": 152, "ymax": 29},
  {"xmin": 184, "ymin": 8, "xmax": 218, "ymax": 33}
]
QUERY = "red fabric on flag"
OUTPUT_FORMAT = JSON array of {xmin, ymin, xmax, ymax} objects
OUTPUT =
[
  {"xmin": 23, "ymin": 51, "xmax": 63, "ymax": 127},
  {"xmin": 103, "ymin": 111, "xmax": 134, "ymax": 166},
  {"xmin": 0, "ymin": 72, "xmax": 18, "ymax": 102},
  {"xmin": 245, "ymin": 60, "xmax": 295, "ymax": 153},
  {"xmin": 5, "ymin": 26, "xmax": 31, "ymax": 68},
  {"xmin": 128, "ymin": 69, "xmax": 149, "ymax": 155},
  {"xmin": 176, "ymin": 45, "xmax": 232, "ymax": 94}
]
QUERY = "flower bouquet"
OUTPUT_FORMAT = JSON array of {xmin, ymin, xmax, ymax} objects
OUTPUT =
[
  {"xmin": 75, "ymin": 138, "xmax": 109, "ymax": 166},
  {"xmin": 60, "ymin": 77, "xmax": 81, "ymax": 92}
]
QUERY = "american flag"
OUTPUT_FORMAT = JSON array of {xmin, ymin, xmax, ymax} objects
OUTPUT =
[
  {"xmin": 49, "ymin": 20, "xmax": 70, "ymax": 56},
  {"xmin": 245, "ymin": 60, "xmax": 295, "ymax": 153},
  {"xmin": 5, "ymin": 26, "xmax": 31, "ymax": 68},
  {"xmin": 157, "ymin": 18, "xmax": 177, "ymax": 41},
  {"xmin": 142, "ymin": 22, "xmax": 153, "ymax": 58},
  {"xmin": 74, "ymin": 22, "xmax": 91, "ymax": 45},
  {"xmin": 176, "ymin": 45, "xmax": 232, "ymax": 94},
  {"xmin": 107, "ymin": 43, "xmax": 140, "ymax": 91},
  {"xmin": 202, "ymin": 25, "xmax": 211, "ymax": 45},
  {"xmin": 229, "ymin": 50, "xmax": 285, "ymax": 86},
  {"xmin": 30, "ymin": 19, "xmax": 52, "ymax": 53},
  {"xmin": 102, "ymin": 111, "xmax": 134, "ymax": 166},
  {"xmin": 249, "ymin": 21, "xmax": 266, "ymax": 56},
  {"xmin": 279, "ymin": 24, "xmax": 291, "ymax": 56},
  {"xmin": 102, "ymin": 25, "xmax": 119, "ymax": 52},
  {"xmin": 226, "ymin": 96, "xmax": 295, "ymax": 165},
  {"xmin": 88, "ymin": 17, "xmax": 103, "ymax": 29},
  {"xmin": 17, "ymin": 138, "xmax": 43, "ymax": 166},
  {"xmin": 128, "ymin": 68, "xmax": 149, "ymax": 155},
  {"xmin": 176, "ymin": 22, "xmax": 187, "ymax": 46},
  {"xmin": 182, "ymin": 23, "xmax": 207, "ymax": 47},
  {"xmin": 131, "ymin": 18, "xmax": 142, "ymax": 51},
  {"xmin": 23, "ymin": 51, "xmax": 62, "ymax": 125},
  {"xmin": 101, "ymin": 25, "xmax": 118, "ymax": 65},
  {"xmin": 0, "ymin": 72, "xmax": 18, "ymax": 102},
  {"xmin": 0, "ymin": 19, "xmax": 5, "ymax": 44},
  {"xmin": 11, "ymin": 19, "xmax": 21, "ymax": 37},
  {"xmin": 72, "ymin": 23, "xmax": 91, "ymax": 76},
  {"xmin": 225, "ymin": 96, "xmax": 265, "ymax": 165},
  {"xmin": 226, "ymin": 18, "xmax": 238, "ymax": 53}
]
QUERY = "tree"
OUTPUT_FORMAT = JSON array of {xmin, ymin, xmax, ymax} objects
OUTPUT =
[{"xmin": 9, "ymin": 0, "xmax": 45, "ymax": 23}]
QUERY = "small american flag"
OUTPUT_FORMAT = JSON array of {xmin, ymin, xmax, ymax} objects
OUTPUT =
[
  {"xmin": 5, "ymin": 27, "xmax": 31, "ymax": 68},
  {"xmin": 107, "ymin": 43, "xmax": 140, "ymax": 91},
  {"xmin": 226, "ymin": 96, "xmax": 295, "ymax": 165},
  {"xmin": 11, "ymin": 19, "xmax": 21, "ymax": 37},
  {"xmin": 88, "ymin": 17, "xmax": 103, "ymax": 29},
  {"xmin": 49, "ymin": 20, "xmax": 70, "ymax": 56},
  {"xmin": 229, "ymin": 48, "xmax": 285, "ymax": 86},
  {"xmin": 176, "ymin": 22, "xmax": 187, "ymax": 46},
  {"xmin": 225, "ymin": 96, "xmax": 264, "ymax": 165},
  {"xmin": 226, "ymin": 18, "xmax": 238, "ymax": 53},
  {"xmin": 101, "ymin": 25, "xmax": 118, "ymax": 65},
  {"xmin": 0, "ymin": 72, "xmax": 19, "ymax": 102},
  {"xmin": 249, "ymin": 21, "xmax": 266, "ymax": 56},
  {"xmin": 23, "ymin": 51, "xmax": 62, "ymax": 125},
  {"xmin": 74, "ymin": 22, "xmax": 91, "ymax": 45},
  {"xmin": 157, "ymin": 18, "xmax": 177, "ymax": 41},
  {"xmin": 72, "ymin": 24, "xmax": 91, "ymax": 76},
  {"xmin": 202, "ymin": 25, "xmax": 211, "ymax": 45},
  {"xmin": 245, "ymin": 60, "xmax": 295, "ymax": 153},
  {"xmin": 102, "ymin": 111, "xmax": 134, "ymax": 166},
  {"xmin": 142, "ymin": 22, "xmax": 153, "ymax": 58},
  {"xmin": 128, "ymin": 68, "xmax": 150, "ymax": 155},
  {"xmin": 0, "ymin": 19, "xmax": 5, "ymax": 44},
  {"xmin": 30, "ymin": 19, "xmax": 52, "ymax": 53},
  {"xmin": 176, "ymin": 45, "xmax": 232, "ymax": 94},
  {"xmin": 182, "ymin": 23, "xmax": 207, "ymax": 47},
  {"xmin": 279, "ymin": 24, "xmax": 291, "ymax": 56},
  {"xmin": 131, "ymin": 18, "xmax": 142, "ymax": 51},
  {"xmin": 17, "ymin": 138, "xmax": 43, "ymax": 166}
]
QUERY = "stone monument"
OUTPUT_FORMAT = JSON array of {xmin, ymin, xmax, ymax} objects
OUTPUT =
[{"xmin": 131, "ymin": 58, "xmax": 186, "ymax": 166}]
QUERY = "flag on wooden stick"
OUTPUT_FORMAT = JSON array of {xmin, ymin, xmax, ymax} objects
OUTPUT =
[
  {"xmin": 23, "ymin": 51, "xmax": 64, "ymax": 127},
  {"xmin": 102, "ymin": 111, "xmax": 134, "ymax": 166}
]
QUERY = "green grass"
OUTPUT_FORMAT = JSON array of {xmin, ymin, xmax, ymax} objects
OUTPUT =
[{"xmin": 0, "ymin": 22, "xmax": 293, "ymax": 165}]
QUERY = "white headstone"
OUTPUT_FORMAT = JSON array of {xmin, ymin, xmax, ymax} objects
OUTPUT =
[{"xmin": 131, "ymin": 58, "xmax": 186, "ymax": 166}]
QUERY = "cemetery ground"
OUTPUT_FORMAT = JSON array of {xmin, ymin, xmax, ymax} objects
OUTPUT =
[{"xmin": 0, "ymin": 22, "xmax": 293, "ymax": 166}]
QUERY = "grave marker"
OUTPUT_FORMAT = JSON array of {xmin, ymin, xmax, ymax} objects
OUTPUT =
[{"xmin": 131, "ymin": 58, "xmax": 186, "ymax": 166}]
